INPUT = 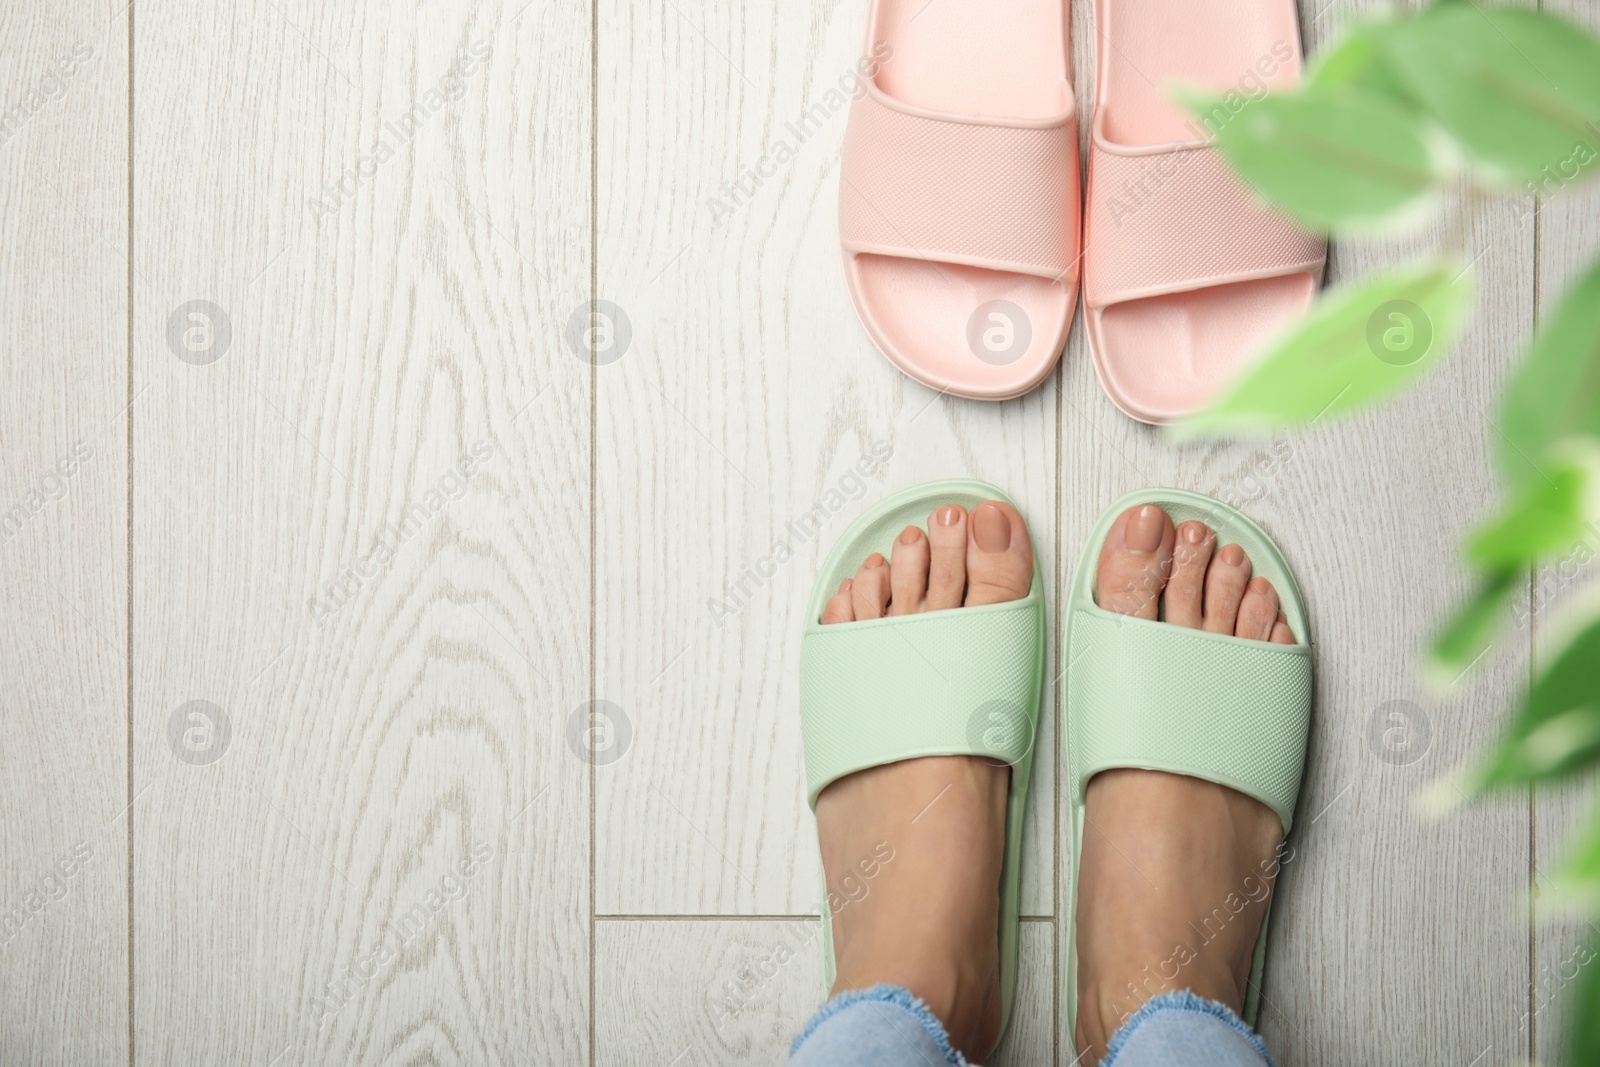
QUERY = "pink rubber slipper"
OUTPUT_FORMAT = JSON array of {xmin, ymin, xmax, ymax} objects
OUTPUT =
[
  {"xmin": 838, "ymin": 0, "xmax": 1080, "ymax": 401},
  {"xmin": 1083, "ymin": 0, "xmax": 1327, "ymax": 424}
]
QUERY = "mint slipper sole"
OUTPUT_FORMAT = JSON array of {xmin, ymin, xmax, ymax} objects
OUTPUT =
[
  {"xmin": 799, "ymin": 478, "xmax": 1047, "ymax": 1043},
  {"xmin": 1065, "ymin": 488, "xmax": 1313, "ymax": 1040}
]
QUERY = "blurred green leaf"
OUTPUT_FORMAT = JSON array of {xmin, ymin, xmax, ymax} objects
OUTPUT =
[
  {"xmin": 1546, "ymin": 806, "xmax": 1600, "ymax": 911},
  {"xmin": 1192, "ymin": 88, "xmax": 1436, "ymax": 231},
  {"xmin": 1498, "ymin": 260, "xmax": 1600, "ymax": 490},
  {"xmin": 1466, "ymin": 458, "xmax": 1591, "ymax": 569},
  {"xmin": 1426, "ymin": 567, "xmax": 1520, "ymax": 685},
  {"xmin": 1376, "ymin": 4, "xmax": 1600, "ymax": 183},
  {"xmin": 1571, "ymin": 934, "xmax": 1600, "ymax": 1065},
  {"xmin": 1172, "ymin": 262, "xmax": 1474, "ymax": 439},
  {"xmin": 1470, "ymin": 596, "xmax": 1600, "ymax": 790},
  {"xmin": 1306, "ymin": 20, "xmax": 1413, "ymax": 102}
]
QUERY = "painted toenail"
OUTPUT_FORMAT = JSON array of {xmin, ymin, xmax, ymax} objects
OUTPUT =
[
  {"xmin": 899, "ymin": 526, "xmax": 921, "ymax": 545},
  {"xmin": 936, "ymin": 505, "xmax": 962, "ymax": 527},
  {"xmin": 972, "ymin": 504, "xmax": 1010, "ymax": 552},
  {"xmin": 1222, "ymin": 544, "xmax": 1245, "ymax": 566},
  {"xmin": 1183, "ymin": 523, "xmax": 1205, "ymax": 544},
  {"xmin": 1127, "ymin": 506, "xmax": 1164, "ymax": 553},
  {"xmin": 865, "ymin": 553, "xmax": 886, "ymax": 568}
]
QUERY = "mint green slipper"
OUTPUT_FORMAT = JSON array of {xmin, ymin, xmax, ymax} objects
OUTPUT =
[
  {"xmin": 799, "ymin": 478, "xmax": 1047, "ymax": 1041},
  {"xmin": 1065, "ymin": 488, "xmax": 1313, "ymax": 1038}
]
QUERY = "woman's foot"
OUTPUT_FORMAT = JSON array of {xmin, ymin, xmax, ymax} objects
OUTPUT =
[
  {"xmin": 1075, "ymin": 505, "xmax": 1295, "ymax": 1063},
  {"xmin": 815, "ymin": 500, "xmax": 1034, "ymax": 1063}
]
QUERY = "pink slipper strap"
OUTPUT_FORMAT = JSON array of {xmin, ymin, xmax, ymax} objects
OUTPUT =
[
  {"xmin": 1083, "ymin": 143, "xmax": 1325, "ymax": 309},
  {"xmin": 839, "ymin": 85, "xmax": 1080, "ymax": 282}
]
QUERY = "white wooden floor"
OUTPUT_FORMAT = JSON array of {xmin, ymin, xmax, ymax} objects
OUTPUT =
[{"xmin": 2, "ymin": 0, "xmax": 1596, "ymax": 1064}]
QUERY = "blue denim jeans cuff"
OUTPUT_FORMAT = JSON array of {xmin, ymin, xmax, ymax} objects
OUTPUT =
[
  {"xmin": 1103, "ymin": 989, "xmax": 1276, "ymax": 1067},
  {"xmin": 790, "ymin": 983, "xmax": 966, "ymax": 1066}
]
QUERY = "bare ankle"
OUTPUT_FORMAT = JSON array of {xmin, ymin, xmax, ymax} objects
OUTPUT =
[
  {"xmin": 834, "ymin": 946, "xmax": 999, "ymax": 1062},
  {"xmin": 1076, "ymin": 959, "xmax": 1245, "ymax": 1061}
]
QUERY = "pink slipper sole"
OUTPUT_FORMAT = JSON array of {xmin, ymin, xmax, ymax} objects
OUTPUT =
[
  {"xmin": 839, "ymin": 0, "xmax": 1080, "ymax": 402},
  {"xmin": 1083, "ymin": 0, "xmax": 1327, "ymax": 424}
]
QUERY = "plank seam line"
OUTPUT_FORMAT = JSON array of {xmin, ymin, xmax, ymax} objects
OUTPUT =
[
  {"xmin": 1527, "ymin": 162, "xmax": 1541, "ymax": 1067},
  {"xmin": 125, "ymin": 4, "xmax": 136, "ymax": 1065},
  {"xmin": 587, "ymin": 0, "xmax": 599, "ymax": 1063}
]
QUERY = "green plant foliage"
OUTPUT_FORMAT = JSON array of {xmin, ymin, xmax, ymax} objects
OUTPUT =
[
  {"xmin": 1426, "ymin": 567, "xmax": 1520, "ymax": 684},
  {"xmin": 1179, "ymin": 1, "xmax": 1600, "ymax": 1049},
  {"xmin": 1196, "ymin": 88, "xmax": 1436, "ymax": 231},
  {"xmin": 1376, "ymin": 4, "xmax": 1600, "ymax": 183},
  {"xmin": 1305, "ymin": 19, "xmax": 1413, "ymax": 101},
  {"xmin": 1467, "ymin": 458, "xmax": 1593, "ymax": 569},
  {"xmin": 1547, "ymin": 805, "xmax": 1600, "ymax": 911},
  {"xmin": 1171, "ymin": 263, "xmax": 1473, "ymax": 438},
  {"xmin": 1497, "ymin": 261, "xmax": 1600, "ymax": 491},
  {"xmin": 1570, "ymin": 934, "xmax": 1600, "ymax": 1064},
  {"xmin": 1469, "ymin": 600, "xmax": 1600, "ymax": 790}
]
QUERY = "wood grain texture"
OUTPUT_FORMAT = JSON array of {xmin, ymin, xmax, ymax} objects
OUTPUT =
[
  {"xmin": 2, "ymin": 0, "xmax": 1573, "ymax": 1060},
  {"xmin": 593, "ymin": 0, "xmax": 1058, "ymax": 919},
  {"xmin": 594, "ymin": 918, "xmax": 1055, "ymax": 1065},
  {"xmin": 130, "ymin": 2, "xmax": 590, "ymax": 1063},
  {"xmin": 1055, "ymin": 1, "xmax": 1534, "ymax": 1062},
  {"xmin": 0, "ymin": 2, "xmax": 129, "ymax": 1063}
]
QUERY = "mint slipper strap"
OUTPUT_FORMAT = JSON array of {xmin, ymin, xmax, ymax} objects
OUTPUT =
[
  {"xmin": 1066, "ymin": 608, "xmax": 1312, "ymax": 832},
  {"xmin": 799, "ymin": 593, "xmax": 1045, "ymax": 808}
]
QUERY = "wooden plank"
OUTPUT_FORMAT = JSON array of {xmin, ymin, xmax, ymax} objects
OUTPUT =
[
  {"xmin": 595, "ymin": 918, "xmax": 1055, "ymax": 1065},
  {"xmin": 0, "ymin": 2, "xmax": 129, "ymax": 1063},
  {"xmin": 1531, "ymin": 5, "xmax": 1600, "ymax": 1063},
  {"xmin": 593, "ymin": 0, "xmax": 1058, "ymax": 918},
  {"xmin": 130, "ymin": 3, "xmax": 590, "ymax": 1062},
  {"xmin": 1055, "ymin": 0, "xmax": 1533, "ymax": 1061}
]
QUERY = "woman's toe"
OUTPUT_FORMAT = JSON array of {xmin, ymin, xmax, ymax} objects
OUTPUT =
[
  {"xmin": 1202, "ymin": 544, "xmax": 1252, "ymax": 634},
  {"xmin": 822, "ymin": 579, "xmax": 855, "ymax": 624},
  {"xmin": 1094, "ymin": 504, "xmax": 1176, "ymax": 620},
  {"xmin": 1234, "ymin": 577, "xmax": 1280, "ymax": 642},
  {"xmin": 851, "ymin": 553, "xmax": 891, "ymax": 620},
  {"xmin": 925, "ymin": 505, "xmax": 968, "ymax": 611},
  {"xmin": 965, "ymin": 501, "xmax": 1033, "ymax": 607},
  {"xmin": 888, "ymin": 525, "xmax": 931, "ymax": 616},
  {"xmin": 1163, "ymin": 521, "xmax": 1214, "ymax": 628}
]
